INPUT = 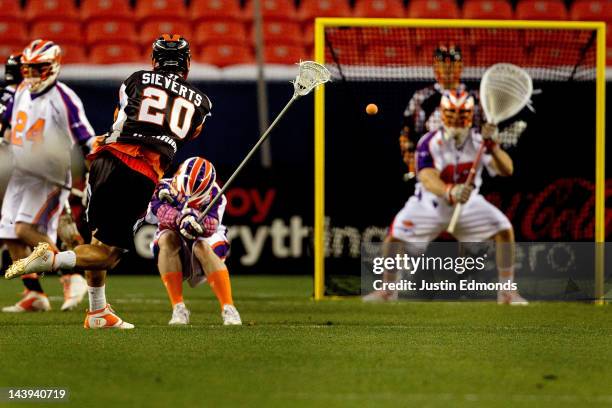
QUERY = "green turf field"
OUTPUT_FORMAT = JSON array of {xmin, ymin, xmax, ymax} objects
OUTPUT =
[{"xmin": 1, "ymin": 275, "xmax": 611, "ymax": 407}]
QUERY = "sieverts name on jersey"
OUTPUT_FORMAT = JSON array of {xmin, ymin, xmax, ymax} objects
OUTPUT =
[{"xmin": 141, "ymin": 72, "xmax": 204, "ymax": 107}]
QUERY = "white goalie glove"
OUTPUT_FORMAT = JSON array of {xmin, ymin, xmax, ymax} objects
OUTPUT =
[
  {"xmin": 445, "ymin": 183, "xmax": 474, "ymax": 205},
  {"xmin": 158, "ymin": 188, "xmax": 175, "ymax": 203},
  {"xmin": 178, "ymin": 208, "xmax": 204, "ymax": 240}
]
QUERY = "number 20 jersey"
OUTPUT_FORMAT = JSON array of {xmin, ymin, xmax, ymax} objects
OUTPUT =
[{"xmin": 107, "ymin": 70, "xmax": 212, "ymax": 165}]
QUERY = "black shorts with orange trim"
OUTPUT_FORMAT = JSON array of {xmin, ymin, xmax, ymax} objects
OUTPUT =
[{"xmin": 86, "ymin": 151, "xmax": 156, "ymax": 249}]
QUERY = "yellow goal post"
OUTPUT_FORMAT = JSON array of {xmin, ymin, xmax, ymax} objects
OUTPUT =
[{"xmin": 313, "ymin": 18, "xmax": 606, "ymax": 301}]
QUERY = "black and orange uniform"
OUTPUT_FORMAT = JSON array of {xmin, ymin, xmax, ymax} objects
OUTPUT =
[
  {"xmin": 86, "ymin": 35, "xmax": 211, "ymax": 248},
  {"xmin": 0, "ymin": 54, "xmax": 22, "ymax": 135},
  {"xmin": 400, "ymin": 45, "xmax": 476, "ymax": 177}
]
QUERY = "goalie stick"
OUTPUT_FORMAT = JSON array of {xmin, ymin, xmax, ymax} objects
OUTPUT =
[{"xmin": 447, "ymin": 63, "xmax": 533, "ymax": 234}]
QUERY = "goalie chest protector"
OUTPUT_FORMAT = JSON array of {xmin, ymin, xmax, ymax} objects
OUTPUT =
[{"xmin": 106, "ymin": 70, "xmax": 211, "ymax": 165}]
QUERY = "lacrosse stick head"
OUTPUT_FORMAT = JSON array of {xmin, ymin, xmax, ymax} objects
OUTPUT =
[
  {"xmin": 292, "ymin": 61, "xmax": 331, "ymax": 98},
  {"xmin": 480, "ymin": 63, "xmax": 533, "ymax": 125}
]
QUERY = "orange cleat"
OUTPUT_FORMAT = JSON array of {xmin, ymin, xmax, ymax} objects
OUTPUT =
[
  {"xmin": 60, "ymin": 274, "xmax": 87, "ymax": 311},
  {"xmin": 83, "ymin": 304, "xmax": 134, "ymax": 329},
  {"xmin": 498, "ymin": 290, "xmax": 529, "ymax": 305},
  {"xmin": 2, "ymin": 290, "xmax": 51, "ymax": 312}
]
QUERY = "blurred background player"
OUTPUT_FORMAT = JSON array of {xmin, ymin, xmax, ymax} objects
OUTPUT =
[
  {"xmin": 5, "ymin": 34, "xmax": 212, "ymax": 329},
  {"xmin": 399, "ymin": 45, "xmax": 481, "ymax": 180},
  {"xmin": 147, "ymin": 157, "xmax": 241, "ymax": 326},
  {"xmin": 0, "ymin": 54, "xmax": 22, "ymax": 138},
  {"xmin": 366, "ymin": 90, "xmax": 527, "ymax": 305},
  {"xmin": 0, "ymin": 41, "xmax": 93, "ymax": 312},
  {"xmin": 0, "ymin": 54, "xmax": 22, "ymax": 299},
  {"xmin": 0, "ymin": 55, "xmax": 23, "ymax": 238}
]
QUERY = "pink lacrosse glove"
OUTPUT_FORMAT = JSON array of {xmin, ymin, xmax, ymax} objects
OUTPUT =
[
  {"xmin": 201, "ymin": 215, "xmax": 219, "ymax": 238},
  {"xmin": 157, "ymin": 204, "xmax": 180, "ymax": 230}
]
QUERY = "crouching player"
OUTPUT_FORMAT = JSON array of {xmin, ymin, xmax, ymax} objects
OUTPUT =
[
  {"xmin": 147, "ymin": 157, "xmax": 241, "ymax": 325},
  {"xmin": 365, "ymin": 90, "xmax": 527, "ymax": 305}
]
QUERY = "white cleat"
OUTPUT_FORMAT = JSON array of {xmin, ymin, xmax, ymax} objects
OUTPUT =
[
  {"xmin": 362, "ymin": 290, "xmax": 399, "ymax": 303},
  {"xmin": 5, "ymin": 243, "xmax": 54, "ymax": 280},
  {"xmin": 168, "ymin": 303, "xmax": 190, "ymax": 325},
  {"xmin": 2, "ymin": 290, "xmax": 51, "ymax": 312},
  {"xmin": 498, "ymin": 290, "xmax": 529, "ymax": 306},
  {"xmin": 222, "ymin": 304, "xmax": 242, "ymax": 326},
  {"xmin": 84, "ymin": 304, "xmax": 134, "ymax": 329},
  {"xmin": 60, "ymin": 274, "xmax": 88, "ymax": 311}
]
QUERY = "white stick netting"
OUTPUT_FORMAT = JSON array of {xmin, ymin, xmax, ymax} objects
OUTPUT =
[
  {"xmin": 293, "ymin": 61, "xmax": 331, "ymax": 97},
  {"xmin": 480, "ymin": 63, "xmax": 533, "ymax": 125}
]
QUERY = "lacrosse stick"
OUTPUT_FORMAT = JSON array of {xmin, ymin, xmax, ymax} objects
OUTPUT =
[
  {"xmin": 447, "ymin": 63, "xmax": 533, "ymax": 234},
  {"xmin": 197, "ymin": 61, "xmax": 330, "ymax": 222}
]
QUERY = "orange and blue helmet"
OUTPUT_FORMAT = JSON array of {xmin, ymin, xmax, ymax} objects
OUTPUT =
[
  {"xmin": 21, "ymin": 39, "xmax": 62, "ymax": 92},
  {"xmin": 172, "ymin": 157, "xmax": 216, "ymax": 208},
  {"xmin": 440, "ymin": 89, "xmax": 474, "ymax": 142},
  {"xmin": 440, "ymin": 89, "xmax": 474, "ymax": 129}
]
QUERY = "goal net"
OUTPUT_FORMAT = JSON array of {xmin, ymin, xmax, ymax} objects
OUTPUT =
[{"xmin": 313, "ymin": 19, "xmax": 606, "ymax": 300}]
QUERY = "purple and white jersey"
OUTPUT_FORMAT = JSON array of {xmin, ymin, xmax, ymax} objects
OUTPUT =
[
  {"xmin": 146, "ymin": 179, "xmax": 229, "ymax": 260},
  {"xmin": 6, "ymin": 81, "xmax": 94, "ymax": 180},
  {"xmin": 415, "ymin": 128, "xmax": 496, "ymax": 202},
  {"xmin": 146, "ymin": 179, "xmax": 227, "ymax": 229}
]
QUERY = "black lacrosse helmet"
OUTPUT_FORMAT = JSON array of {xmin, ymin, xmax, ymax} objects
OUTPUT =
[
  {"xmin": 4, "ymin": 53, "xmax": 23, "ymax": 85},
  {"xmin": 152, "ymin": 34, "xmax": 191, "ymax": 78},
  {"xmin": 433, "ymin": 44, "xmax": 462, "ymax": 63}
]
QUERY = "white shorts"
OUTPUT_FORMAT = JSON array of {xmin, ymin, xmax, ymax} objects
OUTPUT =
[
  {"xmin": 154, "ymin": 226, "xmax": 230, "ymax": 287},
  {"xmin": 390, "ymin": 193, "xmax": 512, "ymax": 243},
  {"xmin": 0, "ymin": 170, "xmax": 69, "ymax": 242}
]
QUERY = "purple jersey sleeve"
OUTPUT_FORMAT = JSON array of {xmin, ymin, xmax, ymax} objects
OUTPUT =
[
  {"xmin": 0, "ymin": 88, "xmax": 14, "ymax": 130},
  {"xmin": 56, "ymin": 83, "xmax": 95, "ymax": 147},
  {"xmin": 150, "ymin": 179, "xmax": 178, "ymax": 216},
  {"xmin": 416, "ymin": 131, "xmax": 436, "ymax": 171},
  {"xmin": 203, "ymin": 185, "xmax": 223, "ymax": 220}
]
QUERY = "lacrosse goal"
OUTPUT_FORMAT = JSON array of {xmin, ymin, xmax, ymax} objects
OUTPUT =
[{"xmin": 313, "ymin": 18, "xmax": 606, "ymax": 300}]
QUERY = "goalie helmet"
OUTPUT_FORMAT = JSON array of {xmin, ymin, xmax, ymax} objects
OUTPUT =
[
  {"xmin": 4, "ymin": 53, "xmax": 23, "ymax": 85},
  {"xmin": 440, "ymin": 89, "xmax": 474, "ymax": 144},
  {"xmin": 152, "ymin": 34, "xmax": 191, "ymax": 78},
  {"xmin": 21, "ymin": 39, "xmax": 62, "ymax": 93},
  {"xmin": 172, "ymin": 157, "xmax": 216, "ymax": 208},
  {"xmin": 433, "ymin": 45, "xmax": 462, "ymax": 91}
]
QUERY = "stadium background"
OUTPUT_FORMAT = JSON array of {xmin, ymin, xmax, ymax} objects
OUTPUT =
[{"xmin": 0, "ymin": 0, "xmax": 610, "ymax": 278}]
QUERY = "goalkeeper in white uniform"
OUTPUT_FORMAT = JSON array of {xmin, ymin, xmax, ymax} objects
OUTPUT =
[
  {"xmin": 365, "ymin": 89, "xmax": 527, "ymax": 305},
  {"xmin": 0, "ymin": 40, "xmax": 94, "ymax": 312}
]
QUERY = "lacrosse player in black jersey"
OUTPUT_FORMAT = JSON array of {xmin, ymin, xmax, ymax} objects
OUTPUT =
[
  {"xmin": 6, "ymin": 34, "xmax": 213, "ymax": 329},
  {"xmin": 399, "ymin": 45, "xmax": 482, "ymax": 179}
]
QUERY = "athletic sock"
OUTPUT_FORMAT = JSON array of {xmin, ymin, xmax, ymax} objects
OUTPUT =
[
  {"xmin": 88, "ymin": 285, "xmax": 106, "ymax": 311},
  {"xmin": 21, "ymin": 274, "xmax": 43, "ymax": 293},
  {"xmin": 161, "ymin": 271, "xmax": 184, "ymax": 307},
  {"xmin": 207, "ymin": 269, "xmax": 234, "ymax": 309},
  {"xmin": 499, "ymin": 268, "xmax": 514, "ymax": 287},
  {"xmin": 53, "ymin": 251, "xmax": 76, "ymax": 271}
]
